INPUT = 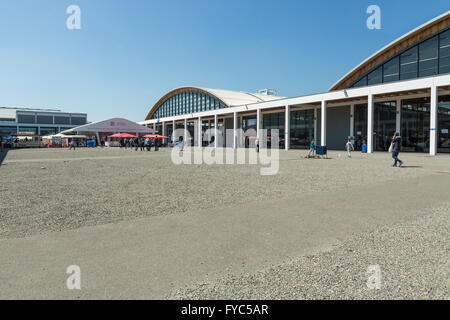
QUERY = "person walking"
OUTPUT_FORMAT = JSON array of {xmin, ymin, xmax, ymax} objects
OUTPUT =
[
  {"xmin": 307, "ymin": 138, "xmax": 315, "ymax": 158},
  {"xmin": 134, "ymin": 137, "xmax": 139, "ymax": 151},
  {"xmin": 390, "ymin": 132, "xmax": 403, "ymax": 167},
  {"xmin": 69, "ymin": 139, "xmax": 76, "ymax": 150},
  {"xmin": 145, "ymin": 137, "xmax": 151, "ymax": 151},
  {"xmin": 346, "ymin": 138, "xmax": 354, "ymax": 158},
  {"xmin": 255, "ymin": 137, "xmax": 260, "ymax": 153}
]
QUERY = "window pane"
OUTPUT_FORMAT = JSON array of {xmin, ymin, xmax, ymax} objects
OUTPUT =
[
  {"xmin": 367, "ymin": 66, "xmax": 382, "ymax": 85},
  {"xmin": 353, "ymin": 76, "xmax": 367, "ymax": 88},
  {"xmin": 440, "ymin": 29, "xmax": 450, "ymax": 74},
  {"xmin": 419, "ymin": 36, "xmax": 438, "ymax": 76},
  {"xmin": 383, "ymin": 57, "xmax": 399, "ymax": 83},
  {"xmin": 400, "ymin": 46, "xmax": 418, "ymax": 80}
]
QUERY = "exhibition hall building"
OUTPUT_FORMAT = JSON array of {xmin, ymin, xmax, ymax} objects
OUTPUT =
[{"xmin": 140, "ymin": 12, "xmax": 450, "ymax": 155}]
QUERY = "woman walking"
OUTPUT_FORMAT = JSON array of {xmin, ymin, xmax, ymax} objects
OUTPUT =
[
  {"xmin": 346, "ymin": 138, "xmax": 354, "ymax": 158},
  {"xmin": 390, "ymin": 132, "xmax": 403, "ymax": 167},
  {"xmin": 307, "ymin": 138, "xmax": 315, "ymax": 158}
]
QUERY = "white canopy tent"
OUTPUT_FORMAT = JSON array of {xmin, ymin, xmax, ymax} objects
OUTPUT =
[{"xmin": 60, "ymin": 118, "xmax": 155, "ymax": 144}]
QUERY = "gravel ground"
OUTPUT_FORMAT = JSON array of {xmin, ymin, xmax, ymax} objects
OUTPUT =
[
  {"xmin": 168, "ymin": 203, "xmax": 450, "ymax": 300},
  {"xmin": 0, "ymin": 147, "xmax": 449, "ymax": 239}
]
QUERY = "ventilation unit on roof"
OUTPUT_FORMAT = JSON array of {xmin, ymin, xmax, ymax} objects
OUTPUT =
[{"xmin": 258, "ymin": 89, "xmax": 277, "ymax": 96}]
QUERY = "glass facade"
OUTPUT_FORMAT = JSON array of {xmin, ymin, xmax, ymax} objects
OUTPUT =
[
  {"xmin": 350, "ymin": 28, "xmax": 450, "ymax": 88},
  {"xmin": 151, "ymin": 91, "xmax": 226, "ymax": 119},
  {"xmin": 40, "ymin": 127, "xmax": 57, "ymax": 136},
  {"xmin": 242, "ymin": 115, "xmax": 257, "ymax": 148},
  {"xmin": 263, "ymin": 112, "xmax": 285, "ymax": 148},
  {"xmin": 289, "ymin": 109, "xmax": 314, "ymax": 149},
  {"xmin": 0, "ymin": 126, "xmax": 17, "ymax": 137},
  {"xmin": 354, "ymin": 104, "xmax": 368, "ymax": 150},
  {"xmin": 401, "ymin": 97, "xmax": 430, "ymax": 152},
  {"xmin": 374, "ymin": 101, "xmax": 397, "ymax": 151},
  {"xmin": 438, "ymin": 95, "xmax": 450, "ymax": 153}
]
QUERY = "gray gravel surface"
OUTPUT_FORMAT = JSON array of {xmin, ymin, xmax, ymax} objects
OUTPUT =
[
  {"xmin": 168, "ymin": 204, "xmax": 450, "ymax": 300},
  {"xmin": 2, "ymin": 148, "xmax": 448, "ymax": 239}
]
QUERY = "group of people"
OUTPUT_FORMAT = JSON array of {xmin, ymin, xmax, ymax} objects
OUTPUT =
[
  {"xmin": 306, "ymin": 132, "xmax": 404, "ymax": 167},
  {"xmin": 119, "ymin": 137, "xmax": 160, "ymax": 151}
]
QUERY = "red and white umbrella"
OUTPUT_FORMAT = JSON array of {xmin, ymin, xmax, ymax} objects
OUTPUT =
[{"xmin": 109, "ymin": 133, "xmax": 137, "ymax": 138}]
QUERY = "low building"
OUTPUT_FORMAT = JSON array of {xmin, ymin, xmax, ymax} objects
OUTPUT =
[
  {"xmin": 140, "ymin": 11, "xmax": 450, "ymax": 155},
  {"xmin": 0, "ymin": 107, "xmax": 87, "ymax": 138}
]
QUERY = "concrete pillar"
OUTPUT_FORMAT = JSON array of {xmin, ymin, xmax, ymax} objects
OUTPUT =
[
  {"xmin": 367, "ymin": 94, "xmax": 374, "ymax": 153},
  {"xmin": 153, "ymin": 123, "xmax": 156, "ymax": 133},
  {"xmin": 396, "ymin": 98, "xmax": 401, "ymax": 134},
  {"xmin": 430, "ymin": 86, "xmax": 438, "ymax": 156},
  {"xmin": 162, "ymin": 122, "xmax": 166, "ymax": 144},
  {"xmin": 285, "ymin": 105, "xmax": 290, "ymax": 150},
  {"xmin": 321, "ymin": 100, "xmax": 327, "ymax": 146},
  {"xmin": 198, "ymin": 116, "xmax": 202, "ymax": 147},
  {"xmin": 172, "ymin": 120, "xmax": 176, "ymax": 144},
  {"xmin": 184, "ymin": 118, "xmax": 188, "ymax": 146},
  {"xmin": 233, "ymin": 112, "xmax": 237, "ymax": 149},
  {"xmin": 214, "ymin": 114, "xmax": 218, "ymax": 148},
  {"xmin": 350, "ymin": 104, "xmax": 354, "ymax": 138},
  {"xmin": 256, "ymin": 108, "xmax": 261, "ymax": 139}
]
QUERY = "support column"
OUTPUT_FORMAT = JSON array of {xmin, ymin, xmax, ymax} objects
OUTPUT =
[
  {"xmin": 162, "ymin": 122, "xmax": 166, "ymax": 144},
  {"xmin": 172, "ymin": 120, "xmax": 176, "ymax": 144},
  {"xmin": 256, "ymin": 108, "xmax": 261, "ymax": 139},
  {"xmin": 96, "ymin": 132, "xmax": 100, "ymax": 146},
  {"xmin": 396, "ymin": 98, "xmax": 401, "ymax": 134},
  {"xmin": 184, "ymin": 118, "xmax": 188, "ymax": 146},
  {"xmin": 350, "ymin": 104, "xmax": 355, "ymax": 138},
  {"xmin": 233, "ymin": 112, "xmax": 237, "ymax": 149},
  {"xmin": 198, "ymin": 116, "xmax": 202, "ymax": 147},
  {"xmin": 153, "ymin": 123, "xmax": 156, "ymax": 133},
  {"xmin": 430, "ymin": 86, "xmax": 438, "ymax": 156},
  {"xmin": 321, "ymin": 100, "xmax": 327, "ymax": 146},
  {"xmin": 285, "ymin": 105, "xmax": 290, "ymax": 150},
  {"xmin": 214, "ymin": 114, "xmax": 218, "ymax": 148},
  {"xmin": 367, "ymin": 94, "xmax": 374, "ymax": 153}
]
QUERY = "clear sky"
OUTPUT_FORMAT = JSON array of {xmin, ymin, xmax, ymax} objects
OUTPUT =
[{"xmin": 0, "ymin": 0, "xmax": 448, "ymax": 122}]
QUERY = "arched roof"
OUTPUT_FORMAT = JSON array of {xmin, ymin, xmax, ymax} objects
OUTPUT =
[
  {"xmin": 330, "ymin": 11, "xmax": 450, "ymax": 91},
  {"xmin": 145, "ymin": 87, "xmax": 283, "ymax": 120}
]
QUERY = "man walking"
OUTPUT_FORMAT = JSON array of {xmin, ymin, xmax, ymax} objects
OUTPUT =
[
  {"xmin": 390, "ymin": 132, "xmax": 403, "ymax": 167},
  {"xmin": 69, "ymin": 139, "xmax": 76, "ymax": 150}
]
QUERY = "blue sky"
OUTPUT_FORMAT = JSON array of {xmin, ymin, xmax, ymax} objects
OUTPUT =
[{"xmin": 0, "ymin": 0, "xmax": 448, "ymax": 122}]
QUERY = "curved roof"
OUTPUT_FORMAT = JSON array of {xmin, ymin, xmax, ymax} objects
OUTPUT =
[
  {"xmin": 145, "ymin": 87, "xmax": 283, "ymax": 120},
  {"xmin": 330, "ymin": 11, "xmax": 450, "ymax": 91}
]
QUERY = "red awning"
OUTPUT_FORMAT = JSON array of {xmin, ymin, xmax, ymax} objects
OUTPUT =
[{"xmin": 109, "ymin": 133, "xmax": 137, "ymax": 138}]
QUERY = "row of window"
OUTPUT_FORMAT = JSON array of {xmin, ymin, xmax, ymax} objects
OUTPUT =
[
  {"xmin": 151, "ymin": 91, "xmax": 226, "ymax": 119},
  {"xmin": 351, "ymin": 28, "xmax": 450, "ymax": 88},
  {"xmin": 16, "ymin": 115, "xmax": 86, "ymax": 125}
]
